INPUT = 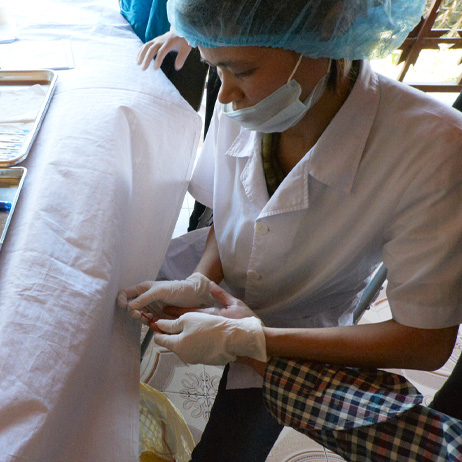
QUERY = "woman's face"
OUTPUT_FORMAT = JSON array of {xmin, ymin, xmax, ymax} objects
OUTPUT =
[{"xmin": 199, "ymin": 46, "xmax": 328, "ymax": 110}]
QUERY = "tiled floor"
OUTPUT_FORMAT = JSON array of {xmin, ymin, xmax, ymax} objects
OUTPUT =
[{"xmin": 140, "ymin": 335, "xmax": 223, "ymax": 444}]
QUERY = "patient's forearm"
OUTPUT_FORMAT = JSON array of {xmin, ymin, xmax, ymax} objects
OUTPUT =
[
  {"xmin": 264, "ymin": 320, "xmax": 458, "ymax": 371},
  {"xmin": 194, "ymin": 224, "xmax": 224, "ymax": 284}
]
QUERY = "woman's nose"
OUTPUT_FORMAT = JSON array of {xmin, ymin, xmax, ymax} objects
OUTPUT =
[{"xmin": 217, "ymin": 72, "xmax": 243, "ymax": 105}]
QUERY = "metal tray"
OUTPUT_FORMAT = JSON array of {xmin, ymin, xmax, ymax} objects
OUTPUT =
[
  {"xmin": 0, "ymin": 70, "xmax": 57, "ymax": 167},
  {"xmin": 0, "ymin": 167, "xmax": 26, "ymax": 250}
]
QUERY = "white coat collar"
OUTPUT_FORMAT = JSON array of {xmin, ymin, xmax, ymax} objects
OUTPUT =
[
  {"xmin": 225, "ymin": 126, "xmax": 259, "ymax": 158},
  {"xmin": 224, "ymin": 61, "xmax": 380, "ymax": 215},
  {"xmin": 309, "ymin": 60, "xmax": 380, "ymax": 194}
]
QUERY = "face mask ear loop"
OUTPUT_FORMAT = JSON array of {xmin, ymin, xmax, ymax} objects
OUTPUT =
[
  {"xmin": 287, "ymin": 56, "xmax": 332, "ymax": 84},
  {"xmin": 326, "ymin": 58, "xmax": 332, "ymax": 76},
  {"xmin": 287, "ymin": 54, "xmax": 304, "ymax": 84}
]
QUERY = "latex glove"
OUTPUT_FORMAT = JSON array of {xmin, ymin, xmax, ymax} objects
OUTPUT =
[
  {"xmin": 137, "ymin": 29, "xmax": 192, "ymax": 71},
  {"xmin": 118, "ymin": 273, "xmax": 214, "ymax": 322},
  {"xmin": 154, "ymin": 312, "xmax": 268, "ymax": 365}
]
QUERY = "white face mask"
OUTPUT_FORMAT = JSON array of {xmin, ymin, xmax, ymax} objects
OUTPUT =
[{"xmin": 222, "ymin": 56, "xmax": 331, "ymax": 133}]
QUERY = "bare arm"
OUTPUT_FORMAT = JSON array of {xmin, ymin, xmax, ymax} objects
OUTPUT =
[
  {"xmin": 263, "ymin": 320, "xmax": 458, "ymax": 371},
  {"xmin": 194, "ymin": 224, "xmax": 224, "ymax": 284},
  {"xmin": 239, "ymin": 321, "xmax": 457, "ymax": 376}
]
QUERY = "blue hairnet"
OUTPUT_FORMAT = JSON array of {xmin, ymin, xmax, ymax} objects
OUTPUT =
[{"xmin": 166, "ymin": 0, "xmax": 425, "ymax": 60}]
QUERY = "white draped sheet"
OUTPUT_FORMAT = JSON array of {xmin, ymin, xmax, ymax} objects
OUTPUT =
[{"xmin": 0, "ymin": 1, "xmax": 201, "ymax": 460}]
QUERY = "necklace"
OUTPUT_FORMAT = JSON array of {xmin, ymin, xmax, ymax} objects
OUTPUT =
[{"xmin": 261, "ymin": 132, "xmax": 286, "ymax": 197}]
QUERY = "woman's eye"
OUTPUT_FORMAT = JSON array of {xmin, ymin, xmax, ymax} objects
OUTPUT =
[{"xmin": 234, "ymin": 69, "xmax": 255, "ymax": 79}]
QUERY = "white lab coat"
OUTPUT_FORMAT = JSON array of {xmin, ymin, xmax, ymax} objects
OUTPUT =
[{"xmin": 190, "ymin": 61, "xmax": 462, "ymax": 331}]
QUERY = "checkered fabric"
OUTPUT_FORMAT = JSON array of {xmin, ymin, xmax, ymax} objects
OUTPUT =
[{"xmin": 263, "ymin": 358, "xmax": 462, "ymax": 461}]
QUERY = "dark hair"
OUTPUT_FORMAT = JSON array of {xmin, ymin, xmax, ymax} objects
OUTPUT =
[{"xmin": 328, "ymin": 59, "xmax": 360, "ymax": 93}]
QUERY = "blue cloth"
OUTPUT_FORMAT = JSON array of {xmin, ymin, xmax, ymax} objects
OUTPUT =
[
  {"xmin": 167, "ymin": 0, "xmax": 426, "ymax": 60},
  {"xmin": 120, "ymin": 0, "xmax": 170, "ymax": 43}
]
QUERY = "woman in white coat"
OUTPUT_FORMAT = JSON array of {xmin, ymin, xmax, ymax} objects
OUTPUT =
[{"xmin": 120, "ymin": 0, "xmax": 462, "ymax": 460}]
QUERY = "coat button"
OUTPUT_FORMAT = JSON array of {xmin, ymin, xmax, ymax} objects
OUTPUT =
[
  {"xmin": 247, "ymin": 270, "xmax": 261, "ymax": 280},
  {"xmin": 254, "ymin": 222, "xmax": 269, "ymax": 235}
]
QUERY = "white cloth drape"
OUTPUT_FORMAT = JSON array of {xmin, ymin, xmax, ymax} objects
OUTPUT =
[{"xmin": 0, "ymin": 1, "xmax": 201, "ymax": 460}]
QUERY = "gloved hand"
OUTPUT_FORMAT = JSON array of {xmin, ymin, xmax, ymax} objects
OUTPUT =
[
  {"xmin": 137, "ymin": 29, "xmax": 192, "ymax": 71},
  {"xmin": 154, "ymin": 312, "xmax": 268, "ymax": 365},
  {"xmin": 118, "ymin": 273, "xmax": 214, "ymax": 322}
]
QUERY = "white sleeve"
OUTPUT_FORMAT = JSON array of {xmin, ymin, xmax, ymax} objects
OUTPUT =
[{"xmin": 383, "ymin": 139, "xmax": 462, "ymax": 329}]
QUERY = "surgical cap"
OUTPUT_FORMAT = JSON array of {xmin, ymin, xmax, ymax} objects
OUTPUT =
[{"xmin": 166, "ymin": 0, "xmax": 425, "ymax": 60}]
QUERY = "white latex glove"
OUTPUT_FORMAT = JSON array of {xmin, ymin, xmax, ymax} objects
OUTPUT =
[
  {"xmin": 117, "ymin": 273, "xmax": 214, "ymax": 322},
  {"xmin": 154, "ymin": 312, "xmax": 268, "ymax": 366}
]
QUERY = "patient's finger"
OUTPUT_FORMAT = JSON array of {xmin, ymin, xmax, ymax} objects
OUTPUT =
[
  {"xmin": 137, "ymin": 41, "xmax": 152, "ymax": 65},
  {"xmin": 163, "ymin": 305, "xmax": 200, "ymax": 317},
  {"xmin": 209, "ymin": 282, "xmax": 239, "ymax": 307},
  {"xmin": 163, "ymin": 305, "xmax": 219, "ymax": 318},
  {"xmin": 174, "ymin": 45, "xmax": 192, "ymax": 70}
]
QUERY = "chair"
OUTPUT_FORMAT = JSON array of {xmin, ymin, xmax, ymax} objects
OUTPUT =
[{"xmin": 352, "ymin": 263, "xmax": 387, "ymax": 324}]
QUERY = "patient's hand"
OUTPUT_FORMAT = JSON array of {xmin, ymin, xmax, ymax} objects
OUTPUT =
[
  {"xmin": 164, "ymin": 281, "xmax": 259, "ymax": 320},
  {"xmin": 137, "ymin": 29, "xmax": 192, "ymax": 71}
]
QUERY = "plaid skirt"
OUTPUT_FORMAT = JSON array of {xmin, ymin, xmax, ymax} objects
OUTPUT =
[{"xmin": 263, "ymin": 358, "xmax": 462, "ymax": 461}]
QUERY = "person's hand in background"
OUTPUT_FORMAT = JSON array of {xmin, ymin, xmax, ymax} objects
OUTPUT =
[{"xmin": 137, "ymin": 29, "xmax": 192, "ymax": 71}]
